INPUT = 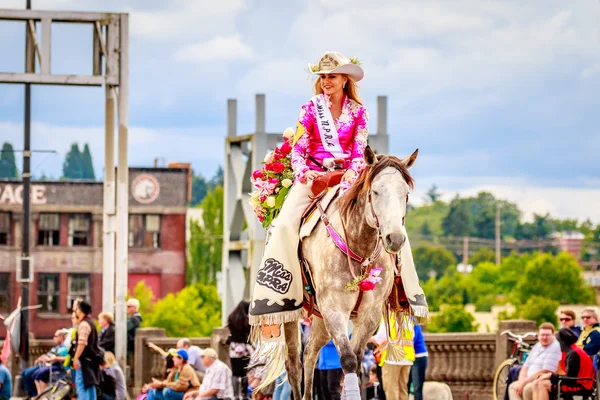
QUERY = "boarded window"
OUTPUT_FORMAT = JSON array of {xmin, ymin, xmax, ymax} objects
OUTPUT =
[
  {"xmin": 67, "ymin": 274, "xmax": 90, "ymax": 310},
  {"xmin": 68, "ymin": 214, "xmax": 90, "ymax": 246},
  {"xmin": 38, "ymin": 213, "xmax": 60, "ymax": 246},
  {"xmin": 0, "ymin": 212, "xmax": 10, "ymax": 245},
  {"xmin": 38, "ymin": 273, "xmax": 60, "ymax": 313}
]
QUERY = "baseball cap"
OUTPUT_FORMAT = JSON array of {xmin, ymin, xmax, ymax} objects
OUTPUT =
[
  {"xmin": 174, "ymin": 349, "xmax": 188, "ymax": 361},
  {"xmin": 200, "ymin": 348, "xmax": 218, "ymax": 359}
]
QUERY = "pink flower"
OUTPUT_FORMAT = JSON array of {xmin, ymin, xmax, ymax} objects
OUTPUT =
[
  {"xmin": 269, "ymin": 178, "xmax": 279, "ymax": 185},
  {"xmin": 358, "ymin": 280, "xmax": 376, "ymax": 291},
  {"xmin": 266, "ymin": 162, "xmax": 285, "ymax": 174},
  {"xmin": 279, "ymin": 141, "xmax": 292, "ymax": 156},
  {"xmin": 252, "ymin": 170, "xmax": 264, "ymax": 180}
]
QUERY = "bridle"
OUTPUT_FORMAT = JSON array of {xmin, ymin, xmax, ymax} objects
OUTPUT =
[{"xmin": 366, "ymin": 190, "xmax": 409, "ymax": 240}]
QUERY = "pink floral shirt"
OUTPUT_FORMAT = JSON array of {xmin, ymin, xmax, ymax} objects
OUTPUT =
[{"xmin": 292, "ymin": 94, "xmax": 369, "ymax": 191}]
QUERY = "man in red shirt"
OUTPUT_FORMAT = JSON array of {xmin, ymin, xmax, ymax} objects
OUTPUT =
[{"xmin": 531, "ymin": 328, "xmax": 595, "ymax": 399}]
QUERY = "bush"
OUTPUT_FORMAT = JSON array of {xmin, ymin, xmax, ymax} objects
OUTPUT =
[
  {"xmin": 517, "ymin": 296, "xmax": 559, "ymax": 328},
  {"xmin": 143, "ymin": 283, "xmax": 222, "ymax": 337},
  {"xmin": 427, "ymin": 305, "xmax": 479, "ymax": 333}
]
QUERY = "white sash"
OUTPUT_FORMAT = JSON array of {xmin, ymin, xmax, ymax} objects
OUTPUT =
[{"xmin": 311, "ymin": 94, "xmax": 347, "ymax": 159}]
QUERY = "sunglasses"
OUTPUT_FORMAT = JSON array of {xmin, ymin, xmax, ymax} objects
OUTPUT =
[
  {"xmin": 560, "ymin": 318, "xmax": 572, "ymax": 322},
  {"xmin": 582, "ymin": 316, "xmax": 593, "ymax": 320}
]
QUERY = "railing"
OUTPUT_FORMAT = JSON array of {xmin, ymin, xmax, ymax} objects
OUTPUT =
[
  {"xmin": 8, "ymin": 321, "xmax": 539, "ymax": 400},
  {"xmin": 425, "ymin": 333, "xmax": 497, "ymax": 399}
]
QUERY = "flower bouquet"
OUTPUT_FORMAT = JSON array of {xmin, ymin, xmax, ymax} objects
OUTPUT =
[
  {"xmin": 250, "ymin": 128, "xmax": 296, "ymax": 229},
  {"xmin": 344, "ymin": 266, "xmax": 383, "ymax": 292}
]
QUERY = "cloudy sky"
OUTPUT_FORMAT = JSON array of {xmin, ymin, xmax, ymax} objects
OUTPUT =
[{"xmin": 1, "ymin": 0, "xmax": 599, "ymax": 222}]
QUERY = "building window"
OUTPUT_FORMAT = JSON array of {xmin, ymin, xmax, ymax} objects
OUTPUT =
[
  {"xmin": 68, "ymin": 214, "xmax": 90, "ymax": 246},
  {"xmin": 129, "ymin": 214, "xmax": 161, "ymax": 248},
  {"xmin": 38, "ymin": 213, "xmax": 60, "ymax": 246},
  {"xmin": 0, "ymin": 274, "xmax": 9, "ymax": 312},
  {"xmin": 67, "ymin": 274, "xmax": 90, "ymax": 310},
  {"xmin": 37, "ymin": 273, "xmax": 60, "ymax": 313},
  {"xmin": 0, "ymin": 212, "xmax": 10, "ymax": 245}
]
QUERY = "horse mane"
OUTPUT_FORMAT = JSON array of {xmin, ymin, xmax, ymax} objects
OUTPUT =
[{"xmin": 338, "ymin": 155, "xmax": 415, "ymax": 221}]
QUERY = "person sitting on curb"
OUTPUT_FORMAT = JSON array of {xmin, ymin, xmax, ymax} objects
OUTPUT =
[
  {"xmin": 147, "ymin": 349, "xmax": 200, "ymax": 400},
  {"xmin": 184, "ymin": 348, "xmax": 233, "ymax": 400}
]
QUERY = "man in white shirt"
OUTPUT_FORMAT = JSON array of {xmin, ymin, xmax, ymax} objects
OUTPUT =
[
  {"xmin": 177, "ymin": 338, "xmax": 206, "ymax": 381},
  {"xmin": 184, "ymin": 348, "xmax": 233, "ymax": 400},
  {"xmin": 508, "ymin": 322, "xmax": 562, "ymax": 400}
]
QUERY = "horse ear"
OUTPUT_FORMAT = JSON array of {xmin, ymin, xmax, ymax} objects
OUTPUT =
[
  {"xmin": 401, "ymin": 149, "xmax": 418, "ymax": 169},
  {"xmin": 364, "ymin": 146, "xmax": 377, "ymax": 166}
]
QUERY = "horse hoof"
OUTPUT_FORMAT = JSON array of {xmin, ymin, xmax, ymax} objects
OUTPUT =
[{"xmin": 341, "ymin": 373, "xmax": 361, "ymax": 400}]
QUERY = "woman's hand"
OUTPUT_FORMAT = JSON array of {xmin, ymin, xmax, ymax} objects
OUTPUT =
[
  {"xmin": 304, "ymin": 170, "xmax": 322, "ymax": 182},
  {"xmin": 342, "ymin": 169, "xmax": 356, "ymax": 182}
]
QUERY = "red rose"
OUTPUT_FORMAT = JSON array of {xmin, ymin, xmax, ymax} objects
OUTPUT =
[
  {"xmin": 279, "ymin": 141, "xmax": 292, "ymax": 156},
  {"xmin": 358, "ymin": 280, "xmax": 376, "ymax": 291},
  {"xmin": 252, "ymin": 170, "xmax": 264, "ymax": 180},
  {"xmin": 266, "ymin": 162, "xmax": 285, "ymax": 174}
]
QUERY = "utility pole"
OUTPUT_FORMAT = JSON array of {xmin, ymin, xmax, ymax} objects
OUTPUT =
[
  {"xmin": 20, "ymin": 0, "xmax": 33, "ymax": 367},
  {"xmin": 462, "ymin": 236, "xmax": 469, "ymax": 265},
  {"xmin": 495, "ymin": 203, "xmax": 501, "ymax": 265}
]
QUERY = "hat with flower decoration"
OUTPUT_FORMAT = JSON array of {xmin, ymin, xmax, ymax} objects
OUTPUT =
[{"xmin": 308, "ymin": 51, "xmax": 364, "ymax": 82}]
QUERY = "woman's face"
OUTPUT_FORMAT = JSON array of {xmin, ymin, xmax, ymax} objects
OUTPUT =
[{"xmin": 319, "ymin": 74, "xmax": 347, "ymax": 96}]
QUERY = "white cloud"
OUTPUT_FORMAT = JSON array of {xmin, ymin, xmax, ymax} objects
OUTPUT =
[
  {"xmin": 174, "ymin": 35, "xmax": 255, "ymax": 63},
  {"xmin": 582, "ymin": 64, "xmax": 600, "ymax": 79}
]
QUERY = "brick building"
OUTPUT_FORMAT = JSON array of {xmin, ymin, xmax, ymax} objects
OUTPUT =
[{"xmin": 0, "ymin": 167, "xmax": 190, "ymax": 338}]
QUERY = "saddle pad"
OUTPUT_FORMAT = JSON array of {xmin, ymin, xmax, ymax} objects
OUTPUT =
[{"xmin": 300, "ymin": 185, "xmax": 340, "ymax": 240}]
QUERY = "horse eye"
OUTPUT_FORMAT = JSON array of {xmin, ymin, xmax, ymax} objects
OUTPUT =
[{"xmin": 372, "ymin": 190, "xmax": 379, "ymax": 196}]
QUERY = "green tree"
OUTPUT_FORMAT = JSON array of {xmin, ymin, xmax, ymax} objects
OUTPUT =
[
  {"xmin": 128, "ymin": 280, "xmax": 155, "ymax": 317},
  {"xmin": 427, "ymin": 305, "xmax": 479, "ymax": 333},
  {"xmin": 514, "ymin": 252, "xmax": 595, "ymax": 305},
  {"xmin": 187, "ymin": 186, "xmax": 224, "ymax": 285},
  {"xmin": 209, "ymin": 166, "xmax": 224, "ymax": 189},
  {"xmin": 81, "ymin": 143, "xmax": 96, "ymax": 180},
  {"xmin": 406, "ymin": 200, "xmax": 449, "ymax": 239},
  {"xmin": 442, "ymin": 196, "xmax": 473, "ymax": 237},
  {"xmin": 0, "ymin": 142, "xmax": 18, "ymax": 178},
  {"xmin": 190, "ymin": 171, "xmax": 208, "ymax": 206},
  {"xmin": 517, "ymin": 296, "xmax": 559, "ymax": 327},
  {"xmin": 516, "ymin": 214, "xmax": 554, "ymax": 240},
  {"xmin": 426, "ymin": 184, "xmax": 442, "ymax": 203},
  {"xmin": 469, "ymin": 248, "xmax": 496, "ymax": 266},
  {"xmin": 62, "ymin": 143, "xmax": 84, "ymax": 179},
  {"xmin": 422, "ymin": 270, "xmax": 469, "ymax": 311},
  {"xmin": 143, "ymin": 283, "xmax": 221, "ymax": 337},
  {"xmin": 413, "ymin": 246, "xmax": 457, "ymax": 281}
]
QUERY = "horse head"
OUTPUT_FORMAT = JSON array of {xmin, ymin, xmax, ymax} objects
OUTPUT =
[{"xmin": 341, "ymin": 147, "xmax": 418, "ymax": 254}]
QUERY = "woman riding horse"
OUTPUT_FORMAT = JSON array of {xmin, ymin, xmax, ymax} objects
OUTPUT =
[
  {"xmin": 249, "ymin": 51, "xmax": 427, "ymax": 399},
  {"xmin": 249, "ymin": 50, "xmax": 368, "ymax": 334}
]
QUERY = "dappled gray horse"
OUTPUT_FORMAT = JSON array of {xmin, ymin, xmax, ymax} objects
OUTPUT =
[{"xmin": 284, "ymin": 147, "xmax": 419, "ymax": 400}]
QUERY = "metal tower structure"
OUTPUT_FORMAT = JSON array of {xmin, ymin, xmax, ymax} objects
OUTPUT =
[
  {"xmin": 0, "ymin": 8, "xmax": 130, "ymax": 369},
  {"xmin": 221, "ymin": 94, "xmax": 390, "ymax": 325}
]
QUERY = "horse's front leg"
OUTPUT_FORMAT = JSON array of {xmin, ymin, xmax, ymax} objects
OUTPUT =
[
  {"xmin": 302, "ymin": 317, "xmax": 330, "ymax": 400},
  {"xmin": 350, "ymin": 305, "xmax": 383, "ymax": 380},
  {"xmin": 284, "ymin": 321, "xmax": 302, "ymax": 400},
  {"xmin": 322, "ymin": 308, "xmax": 361, "ymax": 400}
]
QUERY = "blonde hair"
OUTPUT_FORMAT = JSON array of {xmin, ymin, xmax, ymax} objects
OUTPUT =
[
  {"xmin": 312, "ymin": 75, "xmax": 363, "ymax": 105},
  {"xmin": 104, "ymin": 351, "xmax": 117, "ymax": 367},
  {"xmin": 99, "ymin": 312, "xmax": 114, "ymax": 325}
]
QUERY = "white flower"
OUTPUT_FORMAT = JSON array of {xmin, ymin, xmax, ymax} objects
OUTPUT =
[
  {"xmin": 281, "ymin": 178, "xmax": 293, "ymax": 188},
  {"xmin": 264, "ymin": 151, "xmax": 274, "ymax": 163},
  {"xmin": 283, "ymin": 127, "xmax": 295, "ymax": 139},
  {"xmin": 265, "ymin": 196, "xmax": 276, "ymax": 208}
]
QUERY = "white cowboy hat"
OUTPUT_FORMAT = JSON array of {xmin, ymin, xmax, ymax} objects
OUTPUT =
[{"xmin": 308, "ymin": 51, "xmax": 364, "ymax": 82}]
